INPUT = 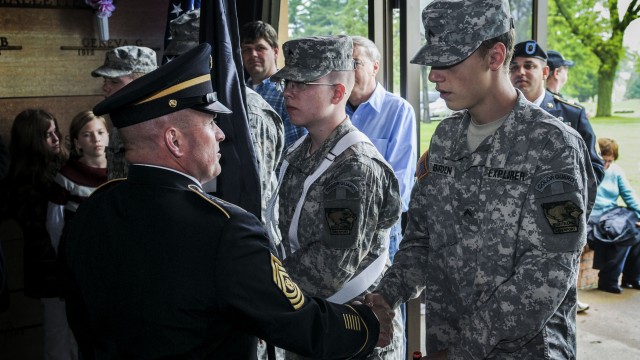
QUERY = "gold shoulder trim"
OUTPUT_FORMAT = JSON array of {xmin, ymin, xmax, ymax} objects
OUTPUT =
[
  {"xmin": 187, "ymin": 184, "xmax": 230, "ymax": 219},
  {"xmin": 553, "ymin": 94, "xmax": 582, "ymax": 109},
  {"xmin": 89, "ymin": 178, "xmax": 125, "ymax": 197}
]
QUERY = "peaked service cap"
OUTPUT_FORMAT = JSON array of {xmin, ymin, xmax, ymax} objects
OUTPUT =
[
  {"xmin": 93, "ymin": 43, "xmax": 231, "ymax": 129},
  {"xmin": 411, "ymin": 0, "xmax": 514, "ymax": 67},
  {"xmin": 271, "ymin": 35, "xmax": 355, "ymax": 83}
]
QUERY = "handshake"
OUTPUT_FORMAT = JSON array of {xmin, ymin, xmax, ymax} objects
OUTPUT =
[{"xmin": 362, "ymin": 292, "xmax": 395, "ymax": 348}]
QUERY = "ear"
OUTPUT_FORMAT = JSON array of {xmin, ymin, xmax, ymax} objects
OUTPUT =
[
  {"xmin": 273, "ymin": 46, "xmax": 279, "ymax": 61},
  {"xmin": 331, "ymin": 84, "xmax": 347, "ymax": 104},
  {"xmin": 542, "ymin": 65, "xmax": 550, "ymax": 80},
  {"xmin": 487, "ymin": 43, "xmax": 506, "ymax": 71},
  {"xmin": 164, "ymin": 127, "xmax": 185, "ymax": 158},
  {"xmin": 372, "ymin": 60, "xmax": 380, "ymax": 76}
]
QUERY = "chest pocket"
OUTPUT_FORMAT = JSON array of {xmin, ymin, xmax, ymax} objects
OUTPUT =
[{"xmin": 423, "ymin": 159, "xmax": 461, "ymax": 251}]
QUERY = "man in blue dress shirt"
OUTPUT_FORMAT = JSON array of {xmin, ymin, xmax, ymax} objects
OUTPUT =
[{"xmin": 346, "ymin": 36, "xmax": 417, "ymax": 262}]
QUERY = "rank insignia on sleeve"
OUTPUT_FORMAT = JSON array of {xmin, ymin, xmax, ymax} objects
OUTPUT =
[
  {"xmin": 416, "ymin": 150, "xmax": 429, "ymax": 180},
  {"xmin": 542, "ymin": 200, "xmax": 583, "ymax": 234},
  {"xmin": 325, "ymin": 208, "xmax": 357, "ymax": 235},
  {"xmin": 271, "ymin": 254, "xmax": 305, "ymax": 310}
]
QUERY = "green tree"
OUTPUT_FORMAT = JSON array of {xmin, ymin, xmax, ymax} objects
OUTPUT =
[
  {"xmin": 547, "ymin": 1, "xmax": 600, "ymax": 102},
  {"xmin": 552, "ymin": 0, "xmax": 639, "ymax": 117},
  {"xmin": 624, "ymin": 52, "xmax": 640, "ymax": 99},
  {"xmin": 288, "ymin": 0, "xmax": 368, "ymax": 38}
]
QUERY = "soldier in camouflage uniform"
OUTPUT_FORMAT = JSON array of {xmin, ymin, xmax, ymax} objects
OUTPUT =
[
  {"xmin": 267, "ymin": 36, "xmax": 402, "ymax": 359},
  {"xmin": 365, "ymin": 1, "xmax": 598, "ymax": 359},
  {"xmin": 91, "ymin": 46, "xmax": 157, "ymax": 180}
]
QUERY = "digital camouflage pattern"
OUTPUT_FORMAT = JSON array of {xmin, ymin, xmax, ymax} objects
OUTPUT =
[
  {"xmin": 277, "ymin": 120, "xmax": 402, "ymax": 360},
  {"xmin": 271, "ymin": 35, "xmax": 355, "ymax": 83},
  {"xmin": 246, "ymin": 88, "xmax": 284, "ymax": 222},
  {"xmin": 91, "ymin": 46, "xmax": 157, "ymax": 78},
  {"xmin": 377, "ymin": 92, "xmax": 598, "ymax": 359},
  {"xmin": 411, "ymin": 0, "xmax": 514, "ymax": 67},
  {"xmin": 164, "ymin": 9, "xmax": 201, "ymax": 56}
]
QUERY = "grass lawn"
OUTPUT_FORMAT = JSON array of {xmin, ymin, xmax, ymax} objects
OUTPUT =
[{"xmin": 418, "ymin": 99, "xmax": 640, "ymax": 193}]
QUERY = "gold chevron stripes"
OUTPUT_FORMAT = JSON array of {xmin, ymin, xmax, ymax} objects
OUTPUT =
[
  {"xmin": 271, "ymin": 254, "xmax": 305, "ymax": 310},
  {"xmin": 134, "ymin": 74, "xmax": 211, "ymax": 105},
  {"xmin": 343, "ymin": 313, "xmax": 362, "ymax": 331}
]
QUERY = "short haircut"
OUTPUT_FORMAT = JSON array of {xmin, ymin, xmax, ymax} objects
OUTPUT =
[
  {"xmin": 240, "ymin": 21, "xmax": 278, "ymax": 49},
  {"xmin": 598, "ymin": 137, "xmax": 619, "ymax": 160},
  {"xmin": 477, "ymin": 28, "xmax": 516, "ymax": 67},
  {"xmin": 351, "ymin": 36, "xmax": 380, "ymax": 63}
]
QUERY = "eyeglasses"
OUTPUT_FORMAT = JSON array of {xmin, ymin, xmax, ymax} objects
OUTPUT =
[{"xmin": 281, "ymin": 80, "xmax": 339, "ymax": 92}]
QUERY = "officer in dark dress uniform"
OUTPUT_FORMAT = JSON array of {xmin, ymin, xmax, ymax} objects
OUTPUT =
[
  {"xmin": 62, "ymin": 43, "xmax": 390, "ymax": 359},
  {"xmin": 510, "ymin": 40, "xmax": 605, "ymax": 183}
]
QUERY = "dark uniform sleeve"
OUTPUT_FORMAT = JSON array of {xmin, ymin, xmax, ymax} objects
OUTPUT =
[
  {"xmin": 217, "ymin": 210, "xmax": 379, "ymax": 359},
  {"xmin": 573, "ymin": 105, "xmax": 604, "ymax": 183}
]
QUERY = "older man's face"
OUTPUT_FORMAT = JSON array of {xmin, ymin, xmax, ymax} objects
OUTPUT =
[{"xmin": 509, "ymin": 57, "xmax": 549, "ymax": 102}]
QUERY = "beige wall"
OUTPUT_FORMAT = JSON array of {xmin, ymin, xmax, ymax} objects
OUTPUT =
[{"xmin": 0, "ymin": 0, "xmax": 169, "ymax": 143}]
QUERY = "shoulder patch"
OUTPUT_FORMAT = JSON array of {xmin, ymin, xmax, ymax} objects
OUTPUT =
[
  {"xmin": 553, "ymin": 94, "xmax": 582, "ymax": 109},
  {"xmin": 542, "ymin": 200, "xmax": 583, "ymax": 234},
  {"xmin": 416, "ymin": 149, "xmax": 429, "ymax": 180},
  {"xmin": 187, "ymin": 184, "xmax": 230, "ymax": 219},
  {"xmin": 89, "ymin": 178, "xmax": 125, "ymax": 197},
  {"xmin": 271, "ymin": 254, "xmax": 305, "ymax": 310}
]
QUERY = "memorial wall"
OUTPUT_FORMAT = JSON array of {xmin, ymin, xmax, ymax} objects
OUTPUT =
[{"xmin": 0, "ymin": 0, "xmax": 169, "ymax": 142}]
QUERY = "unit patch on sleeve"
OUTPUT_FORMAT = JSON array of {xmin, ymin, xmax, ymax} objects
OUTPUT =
[
  {"xmin": 416, "ymin": 150, "xmax": 429, "ymax": 180},
  {"xmin": 270, "ymin": 254, "xmax": 305, "ymax": 310},
  {"xmin": 325, "ymin": 208, "xmax": 357, "ymax": 235},
  {"xmin": 541, "ymin": 200, "xmax": 583, "ymax": 234}
]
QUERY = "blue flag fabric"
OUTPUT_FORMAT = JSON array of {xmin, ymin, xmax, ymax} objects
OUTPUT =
[{"xmin": 199, "ymin": 0, "xmax": 262, "ymax": 219}]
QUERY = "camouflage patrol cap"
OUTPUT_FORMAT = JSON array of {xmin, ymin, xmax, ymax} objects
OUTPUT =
[
  {"xmin": 164, "ymin": 9, "xmax": 200, "ymax": 56},
  {"xmin": 91, "ymin": 46, "xmax": 158, "ymax": 78},
  {"xmin": 271, "ymin": 35, "xmax": 355, "ymax": 82},
  {"xmin": 411, "ymin": 0, "xmax": 514, "ymax": 67}
]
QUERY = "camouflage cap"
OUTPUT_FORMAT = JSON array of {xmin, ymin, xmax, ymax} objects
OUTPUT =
[
  {"xmin": 411, "ymin": 0, "xmax": 514, "ymax": 67},
  {"xmin": 91, "ymin": 46, "xmax": 158, "ymax": 78},
  {"xmin": 164, "ymin": 9, "xmax": 200, "ymax": 56},
  {"xmin": 271, "ymin": 35, "xmax": 355, "ymax": 83}
]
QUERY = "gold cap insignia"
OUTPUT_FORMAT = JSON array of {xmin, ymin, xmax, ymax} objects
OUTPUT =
[{"xmin": 169, "ymin": 99, "xmax": 178, "ymax": 108}]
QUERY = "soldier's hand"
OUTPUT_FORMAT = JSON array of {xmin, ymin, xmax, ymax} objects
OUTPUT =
[{"xmin": 363, "ymin": 293, "xmax": 395, "ymax": 347}]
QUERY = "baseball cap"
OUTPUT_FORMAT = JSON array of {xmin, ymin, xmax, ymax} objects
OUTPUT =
[
  {"xmin": 91, "ymin": 46, "xmax": 158, "ymax": 78},
  {"xmin": 547, "ymin": 50, "xmax": 575, "ymax": 70},
  {"xmin": 93, "ymin": 43, "xmax": 231, "ymax": 129},
  {"xmin": 270, "ymin": 35, "xmax": 355, "ymax": 83},
  {"xmin": 513, "ymin": 40, "xmax": 548, "ymax": 62},
  {"xmin": 411, "ymin": 0, "xmax": 514, "ymax": 67}
]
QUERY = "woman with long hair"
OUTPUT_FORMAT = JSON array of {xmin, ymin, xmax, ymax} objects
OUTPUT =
[{"xmin": 5, "ymin": 109, "xmax": 75, "ymax": 359}]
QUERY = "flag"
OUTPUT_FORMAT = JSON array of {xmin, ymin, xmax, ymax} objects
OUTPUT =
[
  {"xmin": 162, "ymin": 0, "xmax": 201, "ymax": 64},
  {"xmin": 200, "ymin": 0, "xmax": 262, "ymax": 219}
]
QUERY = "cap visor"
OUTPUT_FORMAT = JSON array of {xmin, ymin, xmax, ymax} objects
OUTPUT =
[
  {"xmin": 564, "ymin": 60, "xmax": 575, "ymax": 67},
  {"xmin": 194, "ymin": 101, "xmax": 232, "ymax": 115},
  {"xmin": 410, "ymin": 42, "xmax": 480, "ymax": 67},
  {"xmin": 270, "ymin": 66, "xmax": 331, "ymax": 83},
  {"xmin": 91, "ymin": 66, "xmax": 133, "ymax": 78}
]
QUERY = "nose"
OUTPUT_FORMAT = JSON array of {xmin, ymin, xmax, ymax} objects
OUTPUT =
[
  {"xmin": 51, "ymin": 133, "xmax": 59, "ymax": 144},
  {"xmin": 215, "ymin": 126, "xmax": 225, "ymax": 142},
  {"xmin": 428, "ymin": 68, "xmax": 444, "ymax": 83}
]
